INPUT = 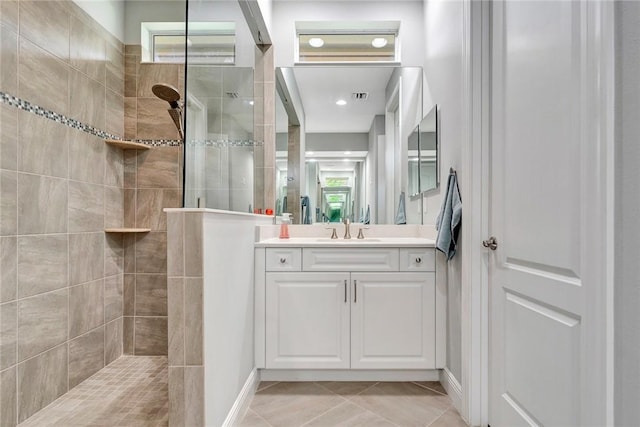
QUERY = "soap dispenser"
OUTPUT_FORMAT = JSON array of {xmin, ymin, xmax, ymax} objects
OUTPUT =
[{"xmin": 279, "ymin": 213, "xmax": 291, "ymax": 239}]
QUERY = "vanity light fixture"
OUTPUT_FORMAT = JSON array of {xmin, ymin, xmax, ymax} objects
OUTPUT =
[
  {"xmin": 306, "ymin": 151, "xmax": 314, "ymax": 155},
  {"xmin": 308, "ymin": 37, "xmax": 324, "ymax": 48},
  {"xmin": 336, "ymin": 99, "xmax": 347, "ymax": 106},
  {"xmin": 344, "ymin": 151, "xmax": 351, "ymax": 155},
  {"xmin": 371, "ymin": 37, "xmax": 388, "ymax": 48}
]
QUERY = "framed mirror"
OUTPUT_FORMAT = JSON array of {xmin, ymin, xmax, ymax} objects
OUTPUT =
[{"xmin": 408, "ymin": 104, "xmax": 439, "ymax": 196}]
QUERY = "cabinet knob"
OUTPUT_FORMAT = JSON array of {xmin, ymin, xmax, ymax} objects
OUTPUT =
[
  {"xmin": 280, "ymin": 258, "xmax": 286, "ymax": 264},
  {"xmin": 415, "ymin": 257, "xmax": 422, "ymax": 264}
]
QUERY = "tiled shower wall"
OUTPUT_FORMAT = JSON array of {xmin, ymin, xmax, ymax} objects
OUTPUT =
[
  {"xmin": 122, "ymin": 45, "xmax": 183, "ymax": 356},
  {"xmin": 0, "ymin": 1, "xmax": 126, "ymax": 425}
]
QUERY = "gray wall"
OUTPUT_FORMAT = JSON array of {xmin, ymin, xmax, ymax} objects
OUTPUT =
[
  {"xmin": 305, "ymin": 133, "xmax": 369, "ymax": 152},
  {"xmin": 422, "ymin": 0, "xmax": 464, "ymax": 383},
  {"xmin": 615, "ymin": 2, "xmax": 640, "ymax": 424}
]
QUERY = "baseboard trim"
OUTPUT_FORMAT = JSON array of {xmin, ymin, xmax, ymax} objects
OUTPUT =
[
  {"xmin": 440, "ymin": 367, "xmax": 462, "ymax": 412},
  {"xmin": 222, "ymin": 368, "xmax": 259, "ymax": 427},
  {"xmin": 259, "ymin": 369, "xmax": 440, "ymax": 382}
]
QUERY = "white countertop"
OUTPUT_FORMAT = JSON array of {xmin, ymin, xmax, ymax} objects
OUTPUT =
[{"xmin": 255, "ymin": 237, "xmax": 435, "ymax": 248}]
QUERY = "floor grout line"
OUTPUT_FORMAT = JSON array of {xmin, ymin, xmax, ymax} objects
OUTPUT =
[
  {"xmin": 411, "ymin": 381, "xmax": 449, "ymax": 396},
  {"xmin": 424, "ymin": 403, "xmax": 456, "ymax": 427}
]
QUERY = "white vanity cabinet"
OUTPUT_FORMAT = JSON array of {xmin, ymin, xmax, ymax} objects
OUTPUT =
[{"xmin": 256, "ymin": 245, "xmax": 439, "ymax": 372}]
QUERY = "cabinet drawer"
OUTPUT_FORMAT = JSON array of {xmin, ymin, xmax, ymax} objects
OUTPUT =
[
  {"xmin": 400, "ymin": 248, "xmax": 435, "ymax": 271},
  {"xmin": 266, "ymin": 248, "xmax": 302, "ymax": 271},
  {"xmin": 303, "ymin": 248, "xmax": 399, "ymax": 271}
]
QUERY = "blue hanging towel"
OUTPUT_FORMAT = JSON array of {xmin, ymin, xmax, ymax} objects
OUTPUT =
[
  {"xmin": 395, "ymin": 192, "xmax": 407, "ymax": 225},
  {"xmin": 301, "ymin": 196, "xmax": 311, "ymax": 224},
  {"xmin": 436, "ymin": 171, "xmax": 462, "ymax": 260}
]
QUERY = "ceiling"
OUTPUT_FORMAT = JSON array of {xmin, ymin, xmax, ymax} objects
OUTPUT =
[{"xmin": 291, "ymin": 67, "xmax": 395, "ymax": 133}]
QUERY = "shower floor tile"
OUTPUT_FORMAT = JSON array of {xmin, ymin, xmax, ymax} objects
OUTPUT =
[{"xmin": 18, "ymin": 356, "xmax": 168, "ymax": 427}]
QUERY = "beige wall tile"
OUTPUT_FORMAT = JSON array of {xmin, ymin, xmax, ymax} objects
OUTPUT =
[
  {"xmin": 68, "ymin": 181, "xmax": 105, "ymax": 233},
  {"xmin": 124, "ymin": 45, "xmax": 141, "ymax": 56},
  {"xmin": 18, "ymin": 37, "xmax": 69, "ymax": 116},
  {"xmin": 137, "ymin": 147, "xmax": 180, "ymax": 189},
  {"xmin": 0, "ymin": 301, "xmax": 16, "ymax": 370},
  {"xmin": 137, "ymin": 98, "xmax": 180, "ymax": 140},
  {"xmin": 19, "ymin": 0, "xmax": 70, "ymax": 61},
  {"xmin": 105, "ymin": 145, "xmax": 124, "ymax": 188},
  {"xmin": 184, "ymin": 367, "xmax": 204, "ymax": 427},
  {"xmin": 123, "ymin": 149, "xmax": 137, "ymax": 189},
  {"xmin": 0, "ymin": 104, "xmax": 18, "ymax": 171},
  {"xmin": 106, "ymin": 42, "xmax": 124, "ymax": 96},
  {"xmin": 68, "ymin": 327, "xmax": 104, "ymax": 388},
  {"xmin": 137, "ymin": 63, "xmax": 179, "ymax": 98},
  {"xmin": 136, "ymin": 188, "xmax": 180, "ymax": 231},
  {"xmin": 135, "ymin": 232, "xmax": 167, "ymax": 274},
  {"xmin": 17, "ymin": 344, "xmax": 67, "ymax": 423},
  {"xmin": 18, "ymin": 110, "xmax": 69, "ymax": 178},
  {"xmin": 184, "ymin": 278, "xmax": 203, "ymax": 366},
  {"xmin": 167, "ymin": 212, "xmax": 184, "ymax": 277},
  {"xmin": 106, "ymin": 89, "xmax": 124, "ymax": 138},
  {"xmin": 69, "ymin": 279, "xmax": 104, "ymax": 339},
  {"xmin": 124, "ymin": 97, "xmax": 137, "ymax": 140},
  {"xmin": 167, "ymin": 277, "xmax": 184, "ymax": 366},
  {"xmin": 0, "ymin": 170, "xmax": 17, "ymax": 235},
  {"xmin": 70, "ymin": 16, "xmax": 105, "ymax": 83},
  {"xmin": 104, "ymin": 233, "xmax": 124, "ymax": 276},
  {"xmin": 134, "ymin": 317, "xmax": 167, "ymax": 356},
  {"xmin": 0, "ymin": 1, "xmax": 18, "ymax": 31},
  {"xmin": 17, "ymin": 235, "xmax": 67, "ymax": 298},
  {"xmin": 0, "ymin": 236, "xmax": 16, "ymax": 302},
  {"xmin": 69, "ymin": 232, "xmax": 104, "ymax": 285},
  {"xmin": 0, "ymin": 366, "xmax": 16, "ymax": 427},
  {"xmin": 69, "ymin": 70, "xmax": 106, "ymax": 130},
  {"xmin": 123, "ymin": 188, "xmax": 136, "ymax": 228},
  {"xmin": 168, "ymin": 366, "xmax": 185, "ymax": 427},
  {"xmin": 104, "ymin": 186, "xmax": 124, "ymax": 229},
  {"xmin": 104, "ymin": 318, "xmax": 122, "ymax": 365},
  {"xmin": 123, "ymin": 274, "xmax": 135, "ymax": 316},
  {"xmin": 69, "ymin": 130, "xmax": 105, "ymax": 185},
  {"xmin": 124, "ymin": 54, "xmax": 138, "ymax": 98},
  {"xmin": 184, "ymin": 213, "xmax": 202, "ymax": 277},
  {"xmin": 17, "ymin": 173, "xmax": 67, "ymax": 235},
  {"xmin": 135, "ymin": 274, "xmax": 167, "ymax": 316},
  {"xmin": 123, "ymin": 235, "xmax": 135, "ymax": 273},
  {"xmin": 104, "ymin": 275, "xmax": 123, "ymax": 322},
  {"xmin": 123, "ymin": 316, "xmax": 134, "ymax": 355},
  {"xmin": 0, "ymin": 25, "xmax": 18, "ymax": 95},
  {"xmin": 17, "ymin": 289, "xmax": 67, "ymax": 361}
]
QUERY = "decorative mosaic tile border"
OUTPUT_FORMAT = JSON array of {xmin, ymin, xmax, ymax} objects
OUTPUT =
[{"xmin": 0, "ymin": 91, "xmax": 266, "ymax": 148}]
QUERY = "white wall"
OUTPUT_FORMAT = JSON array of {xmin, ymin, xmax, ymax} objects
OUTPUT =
[
  {"xmin": 305, "ymin": 133, "xmax": 368, "ymax": 152},
  {"xmin": 615, "ymin": 2, "xmax": 640, "ymax": 424},
  {"xmin": 202, "ymin": 212, "xmax": 273, "ymax": 426},
  {"xmin": 422, "ymin": 0, "xmax": 464, "ymax": 383},
  {"xmin": 124, "ymin": 1, "xmax": 186, "ymax": 45},
  {"xmin": 271, "ymin": 0, "xmax": 425, "ymax": 67},
  {"xmin": 73, "ymin": 0, "xmax": 125, "ymax": 41}
]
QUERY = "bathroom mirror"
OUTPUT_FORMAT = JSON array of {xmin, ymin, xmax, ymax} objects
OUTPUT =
[
  {"xmin": 276, "ymin": 66, "xmax": 423, "ymax": 224},
  {"xmin": 408, "ymin": 104, "xmax": 439, "ymax": 196}
]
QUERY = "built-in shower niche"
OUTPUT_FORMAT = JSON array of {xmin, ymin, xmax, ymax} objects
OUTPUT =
[{"xmin": 183, "ymin": 66, "xmax": 257, "ymax": 211}]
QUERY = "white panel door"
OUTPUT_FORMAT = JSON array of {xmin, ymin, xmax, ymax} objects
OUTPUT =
[
  {"xmin": 489, "ymin": 1, "xmax": 609, "ymax": 426},
  {"xmin": 351, "ymin": 272, "xmax": 435, "ymax": 369},
  {"xmin": 265, "ymin": 272, "xmax": 350, "ymax": 369}
]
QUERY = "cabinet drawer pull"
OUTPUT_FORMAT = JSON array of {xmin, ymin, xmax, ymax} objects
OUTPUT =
[
  {"xmin": 344, "ymin": 280, "xmax": 347, "ymax": 303},
  {"xmin": 354, "ymin": 280, "xmax": 357, "ymax": 303},
  {"xmin": 415, "ymin": 257, "xmax": 422, "ymax": 264},
  {"xmin": 279, "ymin": 258, "xmax": 286, "ymax": 264}
]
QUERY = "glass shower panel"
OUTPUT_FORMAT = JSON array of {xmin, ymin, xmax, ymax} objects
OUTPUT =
[{"xmin": 184, "ymin": 0, "xmax": 256, "ymax": 211}]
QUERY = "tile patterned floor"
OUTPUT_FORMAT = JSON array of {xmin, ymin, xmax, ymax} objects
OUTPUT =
[
  {"xmin": 239, "ymin": 381, "xmax": 468, "ymax": 427},
  {"xmin": 18, "ymin": 356, "xmax": 168, "ymax": 427}
]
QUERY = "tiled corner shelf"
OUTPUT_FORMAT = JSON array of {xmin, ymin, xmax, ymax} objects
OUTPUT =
[
  {"xmin": 104, "ymin": 228, "xmax": 151, "ymax": 233},
  {"xmin": 104, "ymin": 139, "xmax": 150, "ymax": 150}
]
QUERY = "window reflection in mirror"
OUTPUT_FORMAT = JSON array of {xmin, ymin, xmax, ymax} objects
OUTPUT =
[{"xmin": 408, "ymin": 104, "xmax": 439, "ymax": 196}]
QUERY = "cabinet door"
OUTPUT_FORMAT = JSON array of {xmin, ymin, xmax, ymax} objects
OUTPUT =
[
  {"xmin": 266, "ymin": 272, "xmax": 350, "ymax": 369},
  {"xmin": 351, "ymin": 272, "xmax": 436, "ymax": 369}
]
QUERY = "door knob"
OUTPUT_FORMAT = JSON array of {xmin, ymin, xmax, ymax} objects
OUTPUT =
[{"xmin": 482, "ymin": 236, "xmax": 498, "ymax": 250}]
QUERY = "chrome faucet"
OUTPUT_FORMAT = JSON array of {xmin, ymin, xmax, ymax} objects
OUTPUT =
[{"xmin": 343, "ymin": 218, "xmax": 351, "ymax": 239}]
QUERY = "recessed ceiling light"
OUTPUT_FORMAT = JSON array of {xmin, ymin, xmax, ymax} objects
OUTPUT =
[
  {"xmin": 186, "ymin": 38, "xmax": 194, "ymax": 47},
  {"xmin": 336, "ymin": 99, "xmax": 347, "ymax": 106},
  {"xmin": 371, "ymin": 37, "xmax": 388, "ymax": 48},
  {"xmin": 308, "ymin": 37, "xmax": 324, "ymax": 48},
  {"xmin": 249, "ymin": 100, "xmax": 254, "ymax": 106},
  {"xmin": 344, "ymin": 151, "xmax": 351, "ymax": 155}
]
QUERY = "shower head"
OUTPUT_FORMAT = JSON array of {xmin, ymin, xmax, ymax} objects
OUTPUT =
[{"xmin": 152, "ymin": 83, "xmax": 181, "ymax": 108}]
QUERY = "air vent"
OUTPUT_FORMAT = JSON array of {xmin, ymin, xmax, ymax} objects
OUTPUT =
[
  {"xmin": 226, "ymin": 92, "xmax": 239, "ymax": 98},
  {"xmin": 352, "ymin": 92, "xmax": 369, "ymax": 100}
]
